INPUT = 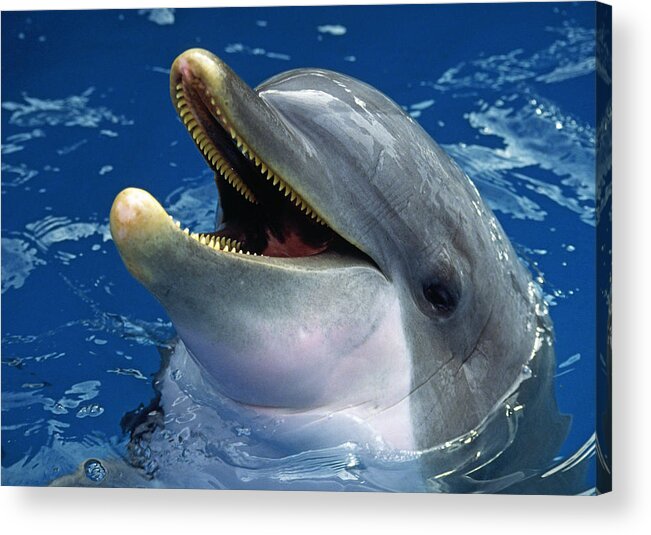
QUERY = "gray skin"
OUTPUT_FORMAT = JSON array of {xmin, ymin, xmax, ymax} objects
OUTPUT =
[{"xmin": 110, "ymin": 49, "xmax": 543, "ymax": 459}]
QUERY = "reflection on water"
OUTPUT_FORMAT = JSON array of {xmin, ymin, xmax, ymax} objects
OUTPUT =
[{"xmin": 2, "ymin": 4, "xmax": 608, "ymax": 493}]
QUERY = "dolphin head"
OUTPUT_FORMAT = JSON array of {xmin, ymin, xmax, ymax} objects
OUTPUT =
[{"xmin": 111, "ymin": 49, "xmax": 541, "ymax": 450}]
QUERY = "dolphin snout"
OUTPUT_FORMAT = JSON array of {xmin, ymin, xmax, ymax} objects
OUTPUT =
[
  {"xmin": 110, "ymin": 187, "xmax": 174, "ymax": 284},
  {"xmin": 169, "ymin": 48, "xmax": 228, "ymax": 100},
  {"xmin": 110, "ymin": 188, "xmax": 164, "ymax": 241}
]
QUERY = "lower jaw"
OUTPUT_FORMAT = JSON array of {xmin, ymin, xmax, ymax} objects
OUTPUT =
[{"xmin": 205, "ymin": 198, "xmax": 337, "ymax": 258}]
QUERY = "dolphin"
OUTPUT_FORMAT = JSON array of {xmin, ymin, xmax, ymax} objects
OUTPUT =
[{"xmin": 109, "ymin": 49, "xmax": 567, "ymax": 487}]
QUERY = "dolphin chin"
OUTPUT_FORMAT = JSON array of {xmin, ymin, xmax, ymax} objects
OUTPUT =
[{"xmin": 111, "ymin": 48, "xmax": 564, "ymax": 466}]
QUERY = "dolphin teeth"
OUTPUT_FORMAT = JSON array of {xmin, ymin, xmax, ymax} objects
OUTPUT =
[
  {"xmin": 227, "ymin": 138, "xmax": 325, "ymax": 223},
  {"xmin": 175, "ymin": 88, "xmax": 257, "ymax": 205}
]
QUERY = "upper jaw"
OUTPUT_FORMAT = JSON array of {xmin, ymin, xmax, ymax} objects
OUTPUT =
[{"xmin": 170, "ymin": 49, "xmax": 324, "ymax": 222}]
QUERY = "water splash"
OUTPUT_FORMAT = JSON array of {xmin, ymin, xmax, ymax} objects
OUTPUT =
[
  {"xmin": 84, "ymin": 459, "xmax": 107, "ymax": 481},
  {"xmin": 224, "ymin": 42, "xmax": 291, "ymax": 61},
  {"xmin": 433, "ymin": 24, "xmax": 595, "ymax": 91},
  {"xmin": 317, "ymin": 25, "xmax": 347, "ymax": 36},
  {"xmin": 1, "ymin": 162, "xmax": 39, "ymax": 186},
  {"xmin": 138, "ymin": 9, "xmax": 175, "ymax": 26},
  {"xmin": 1, "ymin": 237, "xmax": 45, "ymax": 293},
  {"xmin": 2, "ymin": 87, "xmax": 133, "ymax": 129},
  {"xmin": 1, "ymin": 128, "xmax": 45, "ymax": 154}
]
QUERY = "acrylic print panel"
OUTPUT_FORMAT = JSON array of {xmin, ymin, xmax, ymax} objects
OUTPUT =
[{"xmin": 1, "ymin": 2, "xmax": 612, "ymax": 494}]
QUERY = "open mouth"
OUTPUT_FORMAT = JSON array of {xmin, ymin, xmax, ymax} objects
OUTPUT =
[{"xmin": 170, "ymin": 59, "xmax": 347, "ymax": 260}]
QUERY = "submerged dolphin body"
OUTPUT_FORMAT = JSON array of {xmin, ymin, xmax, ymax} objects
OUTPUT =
[{"xmin": 108, "ymin": 49, "xmax": 570, "ymax": 490}]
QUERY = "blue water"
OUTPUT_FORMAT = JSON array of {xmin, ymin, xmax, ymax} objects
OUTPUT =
[{"xmin": 1, "ymin": 4, "xmax": 608, "ymax": 491}]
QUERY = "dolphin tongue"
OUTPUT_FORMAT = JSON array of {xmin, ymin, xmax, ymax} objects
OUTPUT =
[
  {"xmin": 202, "ymin": 161, "xmax": 335, "ymax": 258},
  {"xmin": 213, "ymin": 183, "xmax": 337, "ymax": 258},
  {"xmin": 261, "ymin": 225, "xmax": 330, "ymax": 257}
]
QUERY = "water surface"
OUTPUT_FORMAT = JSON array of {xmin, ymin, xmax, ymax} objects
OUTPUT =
[{"xmin": 1, "ymin": 4, "xmax": 609, "ymax": 492}]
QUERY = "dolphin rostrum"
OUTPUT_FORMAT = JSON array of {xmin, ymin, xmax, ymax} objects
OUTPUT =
[{"xmin": 109, "ymin": 49, "xmax": 565, "ymax": 486}]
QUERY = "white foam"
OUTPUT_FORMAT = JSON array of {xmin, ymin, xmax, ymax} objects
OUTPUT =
[
  {"xmin": 225, "ymin": 42, "xmax": 290, "ymax": 61},
  {"xmin": 1, "ymin": 238, "xmax": 45, "ymax": 293},
  {"xmin": 138, "ymin": 8, "xmax": 175, "ymax": 26},
  {"xmin": 2, "ymin": 87, "xmax": 133, "ymax": 128},
  {"xmin": 317, "ymin": 24, "xmax": 347, "ymax": 36}
]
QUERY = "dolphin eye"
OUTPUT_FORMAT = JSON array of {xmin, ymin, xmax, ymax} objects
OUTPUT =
[{"xmin": 423, "ymin": 281, "xmax": 459, "ymax": 315}]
